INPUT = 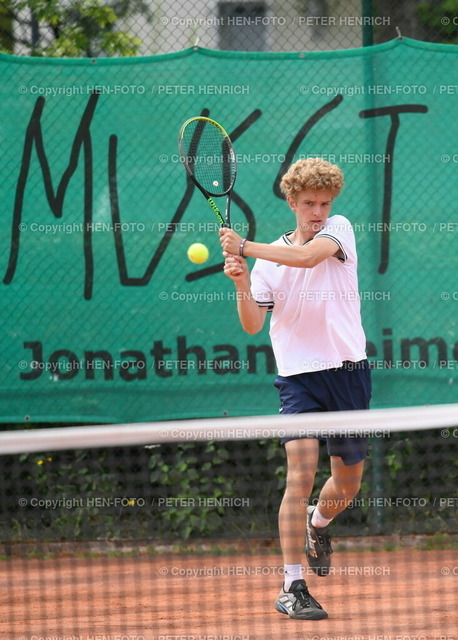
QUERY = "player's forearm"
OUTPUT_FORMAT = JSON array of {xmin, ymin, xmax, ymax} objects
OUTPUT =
[
  {"xmin": 242, "ymin": 241, "xmax": 317, "ymax": 268},
  {"xmin": 234, "ymin": 281, "xmax": 265, "ymax": 335}
]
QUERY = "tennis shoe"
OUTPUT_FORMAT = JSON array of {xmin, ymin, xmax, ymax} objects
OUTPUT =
[
  {"xmin": 274, "ymin": 579, "xmax": 328, "ymax": 620},
  {"xmin": 305, "ymin": 506, "xmax": 333, "ymax": 577}
]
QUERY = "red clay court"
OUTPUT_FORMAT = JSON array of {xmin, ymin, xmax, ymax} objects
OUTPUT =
[{"xmin": 1, "ymin": 546, "xmax": 456, "ymax": 639}]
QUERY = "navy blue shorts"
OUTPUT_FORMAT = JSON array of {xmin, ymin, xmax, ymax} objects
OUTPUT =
[{"xmin": 274, "ymin": 360, "xmax": 372, "ymax": 466}]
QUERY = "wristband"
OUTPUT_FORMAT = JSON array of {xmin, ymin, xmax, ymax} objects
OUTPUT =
[{"xmin": 239, "ymin": 238, "xmax": 247, "ymax": 257}]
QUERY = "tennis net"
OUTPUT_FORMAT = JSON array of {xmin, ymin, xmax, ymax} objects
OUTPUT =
[{"xmin": 1, "ymin": 404, "xmax": 457, "ymax": 640}]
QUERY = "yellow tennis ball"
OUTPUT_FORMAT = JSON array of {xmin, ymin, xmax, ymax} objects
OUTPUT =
[{"xmin": 187, "ymin": 242, "xmax": 209, "ymax": 264}]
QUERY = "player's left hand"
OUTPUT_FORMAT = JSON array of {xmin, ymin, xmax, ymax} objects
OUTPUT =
[{"xmin": 219, "ymin": 227, "xmax": 243, "ymax": 256}]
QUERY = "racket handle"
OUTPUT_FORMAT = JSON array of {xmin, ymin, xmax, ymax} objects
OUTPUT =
[{"xmin": 224, "ymin": 196, "xmax": 232, "ymax": 228}]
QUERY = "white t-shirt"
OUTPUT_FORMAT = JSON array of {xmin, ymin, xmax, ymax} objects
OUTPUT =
[{"xmin": 250, "ymin": 214, "xmax": 367, "ymax": 376}]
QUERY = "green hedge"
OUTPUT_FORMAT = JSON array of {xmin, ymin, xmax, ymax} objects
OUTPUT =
[{"xmin": 1, "ymin": 429, "xmax": 456, "ymax": 543}]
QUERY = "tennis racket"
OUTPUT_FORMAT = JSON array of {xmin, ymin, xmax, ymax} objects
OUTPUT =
[{"xmin": 178, "ymin": 116, "xmax": 237, "ymax": 228}]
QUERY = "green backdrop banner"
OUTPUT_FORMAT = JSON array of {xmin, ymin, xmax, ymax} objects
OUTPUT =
[{"xmin": 0, "ymin": 37, "xmax": 456, "ymax": 423}]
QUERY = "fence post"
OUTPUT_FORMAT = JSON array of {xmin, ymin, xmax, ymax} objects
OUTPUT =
[
  {"xmin": 361, "ymin": 0, "xmax": 384, "ymax": 535},
  {"xmin": 362, "ymin": 0, "xmax": 374, "ymax": 47}
]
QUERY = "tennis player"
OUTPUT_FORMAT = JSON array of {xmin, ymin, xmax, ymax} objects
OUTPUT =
[{"xmin": 219, "ymin": 157, "xmax": 371, "ymax": 620}]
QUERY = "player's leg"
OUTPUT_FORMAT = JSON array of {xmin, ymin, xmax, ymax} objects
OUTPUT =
[
  {"xmin": 278, "ymin": 437, "xmax": 319, "ymax": 566},
  {"xmin": 273, "ymin": 374, "xmax": 329, "ymax": 619},
  {"xmin": 305, "ymin": 360, "xmax": 371, "ymax": 575},
  {"xmin": 305, "ymin": 453, "xmax": 366, "ymax": 576},
  {"xmin": 275, "ymin": 437, "xmax": 328, "ymax": 620},
  {"xmin": 318, "ymin": 455, "xmax": 365, "ymax": 519}
]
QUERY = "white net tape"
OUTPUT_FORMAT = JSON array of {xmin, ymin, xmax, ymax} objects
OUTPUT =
[{"xmin": 1, "ymin": 403, "xmax": 457, "ymax": 454}]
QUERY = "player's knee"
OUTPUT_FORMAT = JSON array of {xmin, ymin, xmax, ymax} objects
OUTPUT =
[
  {"xmin": 285, "ymin": 467, "xmax": 315, "ymax": 493},
  {"xmin": 334, "ymin": 477, "xmax": 362, "ymax": 501}
]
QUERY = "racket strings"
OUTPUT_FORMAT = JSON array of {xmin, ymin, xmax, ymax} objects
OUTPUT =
[{"xmin": 182, "ymin": 121, "xmax": 235, "ymax": 194}]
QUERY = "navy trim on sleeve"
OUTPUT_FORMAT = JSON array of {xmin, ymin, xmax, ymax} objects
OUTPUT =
[
  {"xmin": 315, "ymin": 233, "xmax": 347, "ymax": 262},
  {"xmin": 255, "ymin": 300, "xmax": 274, "ymax": 311}
]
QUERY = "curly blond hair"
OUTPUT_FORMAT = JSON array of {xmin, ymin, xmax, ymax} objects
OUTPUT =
[{"xmin": 280, "ymin": 157, "xmax": 344, "ymax": 200}]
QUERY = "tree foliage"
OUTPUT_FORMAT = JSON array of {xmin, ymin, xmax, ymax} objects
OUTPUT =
[
  {"xmin": 418, "ymin": 0, "xmax": 458, "ymax": 43},
  {"xmin": 1, "ymin": 0, "xmax": 153, "ymax": 57}
]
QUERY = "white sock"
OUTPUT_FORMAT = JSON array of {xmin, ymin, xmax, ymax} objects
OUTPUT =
[
  {"xmin": 283, "ymin": 563, "xmax": 303, "ymax": 590},
  {"xmin": 311, "ymin": 507, "xmax": 333, "ymax": 529}
]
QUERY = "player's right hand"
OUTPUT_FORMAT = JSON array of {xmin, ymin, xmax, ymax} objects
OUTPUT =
[{"xmin": 223, "ymin": 255, "xmax": 247, "ymax": 282}]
